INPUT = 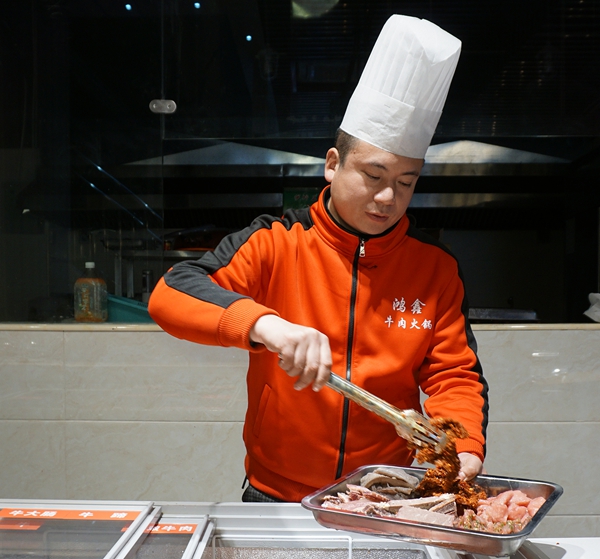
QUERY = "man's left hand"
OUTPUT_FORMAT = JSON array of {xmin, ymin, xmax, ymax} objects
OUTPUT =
[{"xmin": 457, "ymin": 452, "xmax": 485, "ymax": 481}]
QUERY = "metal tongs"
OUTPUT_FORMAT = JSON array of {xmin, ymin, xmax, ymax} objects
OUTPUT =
[{"xmin": 327, "ymin": 372, "xmax": 447, "ymax": 454}]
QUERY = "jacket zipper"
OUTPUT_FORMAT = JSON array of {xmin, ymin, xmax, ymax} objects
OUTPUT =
[{"xmin": 335, "ymin": 237, "xmax": 365, "ymax": 478}]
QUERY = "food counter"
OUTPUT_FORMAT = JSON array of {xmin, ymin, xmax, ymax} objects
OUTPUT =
[
  {"xmin": 1, "ymin": 322, "xmax": 599, "ymax": 537},
  {"xmin": 1, "ymin": 499, "xmax": 598, "ymax": 559}
]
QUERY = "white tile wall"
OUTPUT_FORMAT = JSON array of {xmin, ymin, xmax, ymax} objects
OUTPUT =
[
  {"xmin": 476, "ymin": 329, "xmax": 600, "ymax": 422},
  {"xmin": 0, "ymin": 324, "xmax": 599, "ymax": 538},
  {"xmin": 0, "ymin": 420, "xmax": 67, "ymax": 499},
  {"xmin": 63, "ymin": 331, "xmax": 248, "ymax": 421},
  {"xmin": 63, "ymin": 420, "xmax": 246, "ymax": 502},
  {"xmin": 0, "ymin": 330, "xmax": 66, "ymax": 420}
]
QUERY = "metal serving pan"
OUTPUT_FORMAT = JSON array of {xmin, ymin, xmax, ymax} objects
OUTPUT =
[{"xmin": 301, "ymin": 465, "xmax": 563, "ymax": 558}]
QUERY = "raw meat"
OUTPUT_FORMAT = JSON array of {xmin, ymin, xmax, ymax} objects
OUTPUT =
[{"xmin": 454, "ymin": 489, "xmax": 546, "ymax": 534}]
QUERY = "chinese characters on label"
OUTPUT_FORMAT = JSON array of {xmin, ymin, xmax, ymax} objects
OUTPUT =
[
  {"xmin": 1, "ymin": 509, "xmax": 139, "ymax": 521},
  {"xmin": 386, "ymin": 298, "xmax": 432, "ymax": 330},
  {"xmin": 150, "ymin": 524, "xmax": 197, "ymax": 534}
]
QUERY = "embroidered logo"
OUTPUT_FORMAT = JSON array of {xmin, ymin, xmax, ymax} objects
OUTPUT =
[{"xmin": 385, "ymin": 298, "xmax": 433, "ymax": 331}]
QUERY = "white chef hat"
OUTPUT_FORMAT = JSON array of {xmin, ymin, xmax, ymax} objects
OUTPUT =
[{"xmin": 339, "ymin": 15, "xmax": 461, "ymax": 159}]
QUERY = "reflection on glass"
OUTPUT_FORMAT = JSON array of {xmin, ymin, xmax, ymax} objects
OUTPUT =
[{"xmin": 292, "ymin": 0, "xmax": 339, "ymax": 19}]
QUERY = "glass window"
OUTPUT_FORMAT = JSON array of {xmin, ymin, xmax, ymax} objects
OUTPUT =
[{"xmin": 1, "ymin": 1, "xmax": 598, "ymax": 323}]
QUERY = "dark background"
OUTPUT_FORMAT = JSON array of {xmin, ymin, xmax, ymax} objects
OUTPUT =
[{"xmin": 1, "ymin": 0, "xmax": 599, "ymax": 322}]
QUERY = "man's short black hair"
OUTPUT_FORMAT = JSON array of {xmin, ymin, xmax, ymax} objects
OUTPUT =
[{"xmin": 334, "ymin": 129, "xmax": 359, "ymax": 166}]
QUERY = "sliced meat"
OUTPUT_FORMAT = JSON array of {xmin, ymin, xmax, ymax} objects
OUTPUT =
[
  {"xmin": 322, "ymin": 492, "xmax": 351, "ymax": 506},
  {"xmin": 430, "ymin": 496, "xmax": 458, "ymax": 516},
  {"xmin": 377, "ymin": 499, "xmax": 412, "ymax": 513},
  {"xmin": 372, "ymin": 467, "xmax": 419, "ymax": 487},
  {"xmin": 394, "ymin": 505, "xmax": 455, "ymax": 527},
  {"xmin": 375, "ymin": 486, "xmax": 414, "ymax": 497},
  {"xmin": 360, "ymin": 472, "xmax": 412, "ymax": 489},
  {"xmin": 322, "ymin": 498, "xmax": 378, "ymax": 515},
  {"xmin": 346, "ymin": 484, "xmax": 389, "ymax": 502},
  {"xmin": 379, "ymin": 494, "xmax": 456, "ymax": 517},
  {"xmin": 394, "ymin": 494, "xmax": 455, "ymax": 510}
]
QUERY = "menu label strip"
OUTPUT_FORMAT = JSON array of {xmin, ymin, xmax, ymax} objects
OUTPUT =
[{"xmin": 0, "ymin": 508, "xmax": 139, "ymax": 521}]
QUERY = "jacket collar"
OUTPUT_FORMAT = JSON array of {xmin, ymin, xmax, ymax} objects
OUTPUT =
[{"xmin": 312, "ymin": 187, "xmax": 410, "ymax": 259}]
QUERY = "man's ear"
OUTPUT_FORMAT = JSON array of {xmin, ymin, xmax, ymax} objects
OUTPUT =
[{"xmin": 324, "ymin": 148, "xmax": 340, "ymax": 183}]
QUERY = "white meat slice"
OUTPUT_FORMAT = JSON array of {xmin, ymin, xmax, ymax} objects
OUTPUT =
[
  {"xmin": 360, "ymin": 472, "xmax": 413, "ymax": 490},
  {"xmin": 430, "ymin": 496, "xmax": 457, "ymax": 516},
  {"xmin": 372, "ymin": 467, "xmax": 419, "ymax": 487},
  {"xmin": 394, "ymin": 505, "xmax": 455, "ymax": 527},
  {"xmin": 378, "ymin": 494, "xmax": 456, "ymax": 515},
  {"xmin": 375, "ymin": 486, "xmax": 414, "ymax": 497}
]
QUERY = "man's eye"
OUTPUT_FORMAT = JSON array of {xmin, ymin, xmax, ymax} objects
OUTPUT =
[{"xmin": 365, "ymin": 173, "xmax": 379, "ymax": 180}]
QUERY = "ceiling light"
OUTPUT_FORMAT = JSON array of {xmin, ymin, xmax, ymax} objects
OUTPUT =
[{"xmin": 292, "ymin": 0, "xmax": 339, "ymax": 18}]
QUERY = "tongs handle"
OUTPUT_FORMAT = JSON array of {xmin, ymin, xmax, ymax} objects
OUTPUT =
[
  {"xmin": 327, "ymin": 372, "xmax": 403, "ymax": 424},
  {"xmin": 326, "ymin": 372, "xmax": 446, "ymax": 452}
]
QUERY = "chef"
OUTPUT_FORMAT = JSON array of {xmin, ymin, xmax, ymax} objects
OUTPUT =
[{"xmin": 149, "ymin": 14, "xmax": 489, "ymax": 503}]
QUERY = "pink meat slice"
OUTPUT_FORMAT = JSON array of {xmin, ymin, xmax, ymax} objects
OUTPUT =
[
  {"xmin": 346, "ymin": 484, "xmax": 389, "ymax": 502},
  {"xmin": 322, "ymin": 497, "xmax": 376, "ymax": 514},
  {"xmin": 494, "ymin": 491, "xmax": 513, "ymax": 506},
  {"xmin": 509, "ymin": 490, "xmax": 531, "ymax": 506},
  {"xmin": 470, "ymin": 489, "xmax": 547, "ymax": 532},
  {"xmin": 507, "ymin": 503, "xmax": 529, "ymax": 521},
  {"xmin": 527, "ymin": 496, "xmax": 546, "ymax": 516},
  {"xmin": 490, "ymin": 502, "xmax": 510, "ymax": 523}
]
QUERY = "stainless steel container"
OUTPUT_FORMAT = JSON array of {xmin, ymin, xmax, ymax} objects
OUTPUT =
[
  {"xmin": 301, "ymin": 465, "xmax": 563, "ymax": 558},
  {"xmin": 0, "ymin": 496, "xmax": 566, "ymax": 559}
]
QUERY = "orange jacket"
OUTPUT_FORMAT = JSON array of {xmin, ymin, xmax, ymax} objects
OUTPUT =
[{"xmin": 149, "ymin": 188, "xmax": 488, "ymax": 502}]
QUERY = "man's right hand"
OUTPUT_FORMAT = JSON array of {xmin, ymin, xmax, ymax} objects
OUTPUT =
[{"xmin": 249, "ymin": 314, "xmax": 332, "ymax": 392}]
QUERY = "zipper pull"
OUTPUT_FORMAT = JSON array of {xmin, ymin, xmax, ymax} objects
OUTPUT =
[{"xmin": 359, "ymin": 238, "xmax": 366, "ymax": 258}]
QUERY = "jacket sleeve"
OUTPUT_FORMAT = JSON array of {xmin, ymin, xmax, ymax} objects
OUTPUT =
[
  {"xmin": 418, "ymin": 267, "xmax": 489, "ymax": 462},
  {"xmin": 148, "ymin": 224, "xmax": 279, "ymax": 350}
]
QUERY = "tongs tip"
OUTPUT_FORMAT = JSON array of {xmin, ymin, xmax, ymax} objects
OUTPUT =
[
  {"xmin": 398, "ymin": 410, "xmax": 448, "ymax": 454},
  {"xmin": 429, "ymin": 431, "xmax": 448, "ymax": 454},
  {"xmin": 409, "ymin": 430, "xmax": 447, "ymax": 453}
]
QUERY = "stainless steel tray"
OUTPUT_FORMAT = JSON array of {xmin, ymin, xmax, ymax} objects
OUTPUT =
[{"xmin": 301, "ymin": 465, "xmax": 563, "ymax": 558}]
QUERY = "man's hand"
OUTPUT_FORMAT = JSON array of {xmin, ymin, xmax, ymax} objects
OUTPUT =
[
  {"xmin": 457, "ymin": 452, "xmax": 485, "ymax": 481},
  {"xmin": 250, "ymin": 314, "xmax": 332, "ymax": 391}
]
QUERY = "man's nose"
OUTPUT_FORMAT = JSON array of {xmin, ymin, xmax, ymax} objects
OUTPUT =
[{"xmin": 374, "ymin": 185, "xmax": 395, "ymax": 205}]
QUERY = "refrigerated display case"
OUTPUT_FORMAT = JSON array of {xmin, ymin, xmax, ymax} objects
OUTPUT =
[{"xmin": 2, "ymin": 499, "xmax": 598, "ymax": 559}]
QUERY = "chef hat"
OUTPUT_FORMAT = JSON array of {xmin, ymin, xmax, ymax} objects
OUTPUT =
[{"xmin": 339, "ymin": 15, "xmax": 461, "ymax": 159}]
